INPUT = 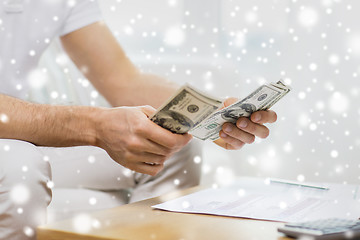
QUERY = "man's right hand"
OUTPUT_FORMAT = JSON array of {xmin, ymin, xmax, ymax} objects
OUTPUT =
[
  {"xmin": 0, "ymin": 95, "xmax": 191, "ymax": 176},
  {"xmin": 94, "ymin": 105, "xmax": 193, "ymax": 176}
]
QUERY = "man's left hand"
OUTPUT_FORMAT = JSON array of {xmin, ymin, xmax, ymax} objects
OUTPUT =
[{"xmin": 214, "ymin": 98, "xmax": 277, "ymax": 150}]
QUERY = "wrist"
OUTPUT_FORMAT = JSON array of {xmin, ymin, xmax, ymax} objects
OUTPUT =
[
  {"xmin": 79, "ymin": 106, "xmax": 102, "ymax": 147},
  {"xmin": 50, "ymin": 105, "xmax": 101, "ymax": 147}
]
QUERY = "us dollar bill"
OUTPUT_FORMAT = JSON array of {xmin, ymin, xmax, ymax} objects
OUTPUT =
[
  {"xmin": 150, "ymin": 84, "xmax": 223, "ymax": 134},
  {"xmin": 189, "ymin": 80, "xmax": 291, "ymax": 140}
]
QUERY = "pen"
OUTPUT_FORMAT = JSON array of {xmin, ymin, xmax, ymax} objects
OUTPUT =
[{"xmin": 268, "ymin": 178, "xmax": 330, "ymax": 190}]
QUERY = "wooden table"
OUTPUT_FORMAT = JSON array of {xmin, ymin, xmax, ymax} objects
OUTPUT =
[{"xmin": 37, "ymin": 187, "xmax": 292, "ymax": 240}]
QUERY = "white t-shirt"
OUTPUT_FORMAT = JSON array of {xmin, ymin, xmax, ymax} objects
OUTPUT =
[{"xmin": 0, "ymin": 0, "xmax": 102, "ymax": 100}]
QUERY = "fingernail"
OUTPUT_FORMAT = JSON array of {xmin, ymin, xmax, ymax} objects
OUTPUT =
[
  {"xmin": 238, "ymin": 120, "xmax": 248, "ymax": 128},
  {"xmin": 220, "ymin": 132, "xmax": 228, "ymax": 138},
  {"xmin": 253, "ymin": 114, "xmax": 261, "ymax": 122},
  {"xmin": 224, "ymin": 125, "xmax": 233, "ymax": 133}
]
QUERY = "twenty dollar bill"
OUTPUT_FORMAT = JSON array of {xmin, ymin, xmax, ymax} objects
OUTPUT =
[{"xmin": 150, "ymin": 84, "xmax": 223, "ymax": 134}]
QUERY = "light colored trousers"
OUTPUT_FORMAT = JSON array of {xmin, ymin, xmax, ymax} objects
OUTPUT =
[{"xmin": 0, "ymin": 139, "xmax": 202, "ymax": 240}]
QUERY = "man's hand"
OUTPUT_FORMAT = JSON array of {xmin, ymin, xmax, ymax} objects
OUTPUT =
[
  {"xmin": 95, "ymin": 105, "xmax": 193, "ymax": 176},
  {"xmin": 0, "ymin": 95, "xmax": 191, "ymax": 176},
  {"xmin": 214, "ymin": 98, "xmax": 277, "ymax": 150}
]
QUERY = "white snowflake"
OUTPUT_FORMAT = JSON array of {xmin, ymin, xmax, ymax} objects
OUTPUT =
[
  {"xmin": 72, "ymin": 214, "xmax": 92, "ymax": 233},
  {"xmin": 10, "ymin": 184, "xmax": 30, "ymax": 205},
  {"xmin": 0, "ymin": 113, "xmax": 9, "ymax": 123},
  {"xmin": 164, "ymin": 27, "xmax": 185, "ymax": 47}
]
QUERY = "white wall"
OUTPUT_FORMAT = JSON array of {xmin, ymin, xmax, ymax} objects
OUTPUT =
[{"xmin": 38, "ymin": 0, "xmax": 360, "ymax": 185}]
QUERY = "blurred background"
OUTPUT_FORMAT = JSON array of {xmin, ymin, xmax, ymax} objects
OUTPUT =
[{"xmin": 34, "ymin": 0, "xmax": 360, "ymax": 186}]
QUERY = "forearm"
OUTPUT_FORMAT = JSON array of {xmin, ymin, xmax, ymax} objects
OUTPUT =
[
  {"xmin": 0, "ymin": 94, "xmax": 97, "ymax": 147},
  {"xmin": 60, "ymin": 22, "xmax": 178, "ymax": 108},
  {"xmin": 102, "ymin": 72, "xmax": 178, "ymax": 108}
]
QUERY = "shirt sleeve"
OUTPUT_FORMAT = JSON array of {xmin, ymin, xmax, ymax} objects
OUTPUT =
[{"xmin": 60, "ymin": 0, "xmax": 102, "ymax": 36}]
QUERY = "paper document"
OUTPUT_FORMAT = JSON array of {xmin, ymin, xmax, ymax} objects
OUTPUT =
[{"xmin": 153, "ymin": 178, "xmax": 360, "ymax": 222}]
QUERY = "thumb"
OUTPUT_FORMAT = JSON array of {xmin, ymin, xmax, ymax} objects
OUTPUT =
[
  {"xmin": 223, "ymin": 97, "xmax": 238, "ymax": 108},
  {"xmin": 140, "ymin": 105, "xmax": 157, "ymax": 117}
]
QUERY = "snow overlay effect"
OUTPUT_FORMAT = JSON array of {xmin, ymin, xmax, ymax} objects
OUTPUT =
[{"xmin": 1, "ymin": 0, "xmax": 360, "ymax": 234}]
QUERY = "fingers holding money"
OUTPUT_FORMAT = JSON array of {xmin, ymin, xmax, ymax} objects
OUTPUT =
[
  {"xmin": 221, "ymin": 122, "xmax": 256, "ymax": 143},
  {"xmin": 214, "ymin": 136, "xmax": 245, "ymax": 150},
  {"xmin": 250, "ymin": 110, "xmax": 277, "ymax": 124},
  {"xmin": 140, "ymin": 105, "xmax": 157, "ymax": 118},
  {"xmin": 215, "ymin": 123, "xmax": 254, "ymax": 150},
  {"xmin": 216, "ymin": 110, "xmax": 277, "ymax": 150},
  {"xmin": 95, "ymin": 106, "xmax": 193, "ymax": 176},
  {"xmin": 219, "ymin": 117, "xmax": 270, "ymax": 144},
  {"xmin": 142, "ymin": 120, "xmax": 193, "ymax": 152},
  {"xmin": 222, "ymin": 97, "xmax": 238, "ymax": 108},
  {"xmin": 124, "ymin": 152, "xmax": 166, "ymax": 176},
  {"xmin": 117, "ymin": 157, "xmax": 165, "ymax": 176},
  {"xmin": 139, "ymin": 162, "xmax": 164, "ymax": 176},
  {"xmin": 235, "ymin": 118, "xmax": 270, "ymax": 139}
]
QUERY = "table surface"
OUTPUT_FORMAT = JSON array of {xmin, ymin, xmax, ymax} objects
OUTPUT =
[{"xmin": 37, "ymin": 186, "xmax": 292, "ymax": 240}]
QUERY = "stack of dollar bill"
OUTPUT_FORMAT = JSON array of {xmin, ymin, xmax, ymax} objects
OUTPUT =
[{"xmin": 151, "ymin": 80, "xmax": 291, "ymax": 141}]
